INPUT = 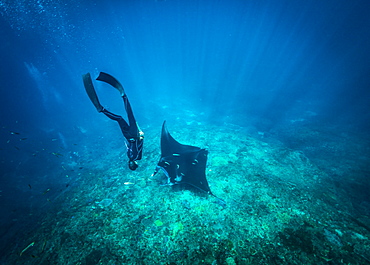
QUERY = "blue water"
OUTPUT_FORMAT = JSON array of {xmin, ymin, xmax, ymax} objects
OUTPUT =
[{"xmin": 1, "ymin": 0, "xmax": 370, "ymax": 264}]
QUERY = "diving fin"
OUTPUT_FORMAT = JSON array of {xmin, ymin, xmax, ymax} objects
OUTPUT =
[
  {"xmin": 82, "ymin": 73, "xmax": 104, "ymax": 112},
  {"xmin": 96, "ymin": 72, "xmax": 125, "ymax": 97}
]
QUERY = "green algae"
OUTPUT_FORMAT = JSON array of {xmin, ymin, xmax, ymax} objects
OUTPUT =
[{"xmin": 172, "ymin": 222, "xmax": 184, "ymax": 238}]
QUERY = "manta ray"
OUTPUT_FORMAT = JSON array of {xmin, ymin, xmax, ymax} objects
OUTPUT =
[{"xmin": 153, "ymin": 121, "xmax": 215, "ymax": 196}]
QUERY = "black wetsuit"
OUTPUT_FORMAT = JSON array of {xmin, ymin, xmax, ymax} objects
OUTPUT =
[
  {"xmin": 82, "ymin": 72, "xmax": 144, "ymax": 170},
  {"xmin": 101, "ymin": 95, "xmax": 144, "ymax": 162}
]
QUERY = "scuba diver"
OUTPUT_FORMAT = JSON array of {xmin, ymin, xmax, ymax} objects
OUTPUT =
[{"xmin": 82, "ymin": 72, "xmax": 144, "ymax": 170}]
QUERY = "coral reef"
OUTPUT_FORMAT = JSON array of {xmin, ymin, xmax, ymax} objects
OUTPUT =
[{"xmin": 4, "ymin": 117, "xmax": 370, "ymax": 264}]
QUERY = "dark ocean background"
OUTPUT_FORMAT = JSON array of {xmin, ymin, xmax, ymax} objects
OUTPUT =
[{"xmin": 1, "ymin": 0, "xmax": 370, "ymax": 264}]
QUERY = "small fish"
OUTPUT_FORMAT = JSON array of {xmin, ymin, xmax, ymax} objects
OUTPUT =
[
  {"xmin": 124, "ymin": 182, "xmax": 135, "ymax": 185},
  {"xmin": 14, "ymin": 146, "xmax": 20, "ymax": 151},
  {"xmin": 10, "ymin": 131, "xmax": 20, "ymax": 135},
  {"xmin": 51, "ymin": 139, "xmax": 57, "ymax": 141},
  {"xmin": 20, "ymin": 138, "xmax": 27, "ymax": 141},
  {"xmin": 20, "ymin": 242, "xmax": 34, "ymax": 256},
  {"xmin": 28, "ymin": 184, "xmax": 32, "ymax": 189},
  {"xmin": 52, "ymin": 152, "xmax": 63, "ymax": 157},
  {"xmin": 41, "ymin": 240, "xmax": 46, "ymax": 253},
  {"xmin": 42, "ymin": 189, "xmax": 50, "ymax": 195}
]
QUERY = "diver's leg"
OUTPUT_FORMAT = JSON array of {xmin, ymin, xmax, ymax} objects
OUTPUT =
[
  {"xmin": 96, "ymin": 72, "xmax": 125, "ymax": 96},
  {"xmin": 95, "ymin": 72, "xmax": 137, "ymax": 129},
  {"xmin": 122, "ymin": 95, "xmax": 138, "ymax": 129},
  {"xmin": 82, "ymin": 73, "xmax": 103, "ymax": 112},
  {"xmin": 101, "ymin": 108, "xmax": 130, "ymax": 138},
  {"xmin": 101, "ymin": 108, "xmax": 127, "ymax": 124}
]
